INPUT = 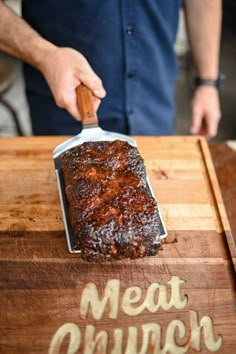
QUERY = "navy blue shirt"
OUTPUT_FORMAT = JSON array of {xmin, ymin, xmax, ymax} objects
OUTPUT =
[{"xmin": 22, "ymin": 1, "xmax": 183, "ymax": 135}]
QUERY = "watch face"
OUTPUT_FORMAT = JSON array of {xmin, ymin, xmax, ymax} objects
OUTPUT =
[{"xmin": 218, "ymin": 73, "xmax": 226, "ymax": 88}]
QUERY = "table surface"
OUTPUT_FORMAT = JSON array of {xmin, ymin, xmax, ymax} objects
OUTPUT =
[
  {"xmin": 209, "ymin": 142, "xmax": 236, "ymax": 242},
  {"xmin": 0, "ymin": 136, "xmax": 235, "ymax": 354}
]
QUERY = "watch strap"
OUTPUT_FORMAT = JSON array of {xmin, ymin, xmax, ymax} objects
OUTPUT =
[{"xmin": 193, "ymin": 74, "xmax": 225, "ymax": 90}]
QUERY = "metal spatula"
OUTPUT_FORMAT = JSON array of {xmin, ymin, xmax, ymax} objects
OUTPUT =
[
  {"xmin": 53, "ymin": 85, "xmax": 167, "ymax": 253},
  {"xmin": 53, "ymin": 84, "xmax": 136, "ymax": 165}
]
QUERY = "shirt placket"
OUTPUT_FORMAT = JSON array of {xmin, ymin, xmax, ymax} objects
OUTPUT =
[{"xmin": 120, "ymin": 0, "xmax": 136, "ymax": 132}]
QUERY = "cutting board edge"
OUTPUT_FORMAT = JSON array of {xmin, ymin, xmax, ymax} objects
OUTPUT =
[{"xmin": 198, "ymin": 137, "xmax": 236, "ymax": 272}]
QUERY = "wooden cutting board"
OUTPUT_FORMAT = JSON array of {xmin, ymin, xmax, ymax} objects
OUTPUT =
[{"xmin": 0, "ymin": 136, "xmax": 235, "ymax": 354}]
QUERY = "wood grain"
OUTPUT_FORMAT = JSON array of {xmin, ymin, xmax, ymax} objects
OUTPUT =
[
  {"xmin": 76, "ymin": 84, "xmax": 98, "ymax": 126},
  {"xmin": 0, "ymin": 136, "xmax": 235, "ymax": 354},
  {"xmin": 209, "ymin": 142, "xmax": 236, "ymax": 245}
]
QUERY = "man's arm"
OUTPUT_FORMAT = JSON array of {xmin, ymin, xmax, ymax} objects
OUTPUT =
[
  {"xmin": 0, "ymin": 1, "xmax": 106, "ymax": 120},
  {"xmin": 184, "ymin": 0, "xmax": 222, "ymax": 138}
]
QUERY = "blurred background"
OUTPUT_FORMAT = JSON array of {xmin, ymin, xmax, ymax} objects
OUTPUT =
[{"xmin": 0, "ymin": 0, "xmax": 235, "ymax": 139}]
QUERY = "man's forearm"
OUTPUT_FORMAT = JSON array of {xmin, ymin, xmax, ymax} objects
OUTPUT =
[
  {"xmin": 184, "ymin": 0, "xmax": 222, "ymax": 79},
  {"xmin": 0, "ymin": 1, "xmax": 55, "ymax": 71}
]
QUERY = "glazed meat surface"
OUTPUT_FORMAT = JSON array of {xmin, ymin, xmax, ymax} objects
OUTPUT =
[{"xmin": 61, "ymin": 140, "xmax": 161, "ymax": 261}]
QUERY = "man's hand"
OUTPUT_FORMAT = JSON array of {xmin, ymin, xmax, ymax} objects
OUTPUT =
[
  {"xmin": 190, "ymin": 86, "xmax": 221, "ymax": 139},
  {"xmin": 39, "ymin": 47, "xmax": 106, "ymax": 121},
  {"xmin": 184, "ymin": 0, "xmax": 222, "ymax": 139}
]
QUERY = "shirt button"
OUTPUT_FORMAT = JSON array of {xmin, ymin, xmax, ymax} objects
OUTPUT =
[
  {"xmin": 126, "ymin": 26, "xmax": 134, "ymax": 35},
  {"xmin": 127, "ymin": 73, "xmax": 134, "ymax": 79}
]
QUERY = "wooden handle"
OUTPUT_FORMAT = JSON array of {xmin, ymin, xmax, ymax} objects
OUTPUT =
[{"xmin": 76, "ymin": 84, "xmax": 98, "ymax": 127}]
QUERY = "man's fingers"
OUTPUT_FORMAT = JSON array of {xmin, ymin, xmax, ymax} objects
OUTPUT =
[
  {"xmin": 204, "ymin": 111, "xmax": 221, "ymax": 138},
  {"xmin": 191, "ymin": 110, "xmax": 221, "ymax": 138},
  {"xmin": 92, "ymin": 96, "xmax": 102, "ymax": 112},
  {"xmin": 190, "ymin": 86, "xmax": 221, "ymax": 139},
  {"xmin": 57, "ymin": 91, "xmax": 81, "ymax": 121},
  {"xmin": 66, "ymin": 103, "xmax": 81, "ymax": 121},
  {"xmin": 190, "ymin": 110, "xmax": 203, "ymax": 135},
  {"xmin": 44, "ymin": 47, "xmax": 106, "ymax": 121},
  {"xmin": 57, "ymin": 89, "xmax": 102, "ymax": 122},
  {"xmin": 79, "ymin": 58, "xmax": 106, "ymax": 99}
]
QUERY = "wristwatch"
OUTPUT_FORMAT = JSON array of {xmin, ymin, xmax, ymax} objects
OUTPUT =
[{"xmin": 193, "ymin": 74, "xmax": 225, "ymax": 90}]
